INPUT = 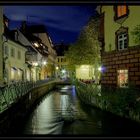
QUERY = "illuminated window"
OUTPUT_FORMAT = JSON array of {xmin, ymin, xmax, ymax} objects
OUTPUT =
[
  {"xmin": 11, "ymin": 67, "xmax": 17, "ymax": 81},
  {"xmin": 114, "ymin": 5, "xmax": 129, "ymax": 21},
  {"xmin": 117, "ymin": 6, "xmax": 127, "ymax": 17},
  {"xmin": 118, "ymin": 69, "xmax": 128, "ymax": 87}
]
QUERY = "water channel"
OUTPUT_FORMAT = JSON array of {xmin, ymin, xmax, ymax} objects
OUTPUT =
[{"xmin": 8, "ymin": 85, "xmax": 140, "ymax": 136}]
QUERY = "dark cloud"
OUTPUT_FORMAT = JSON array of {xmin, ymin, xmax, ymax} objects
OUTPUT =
[{"xmin": 4, "ymin": 6, "xmax": 97, "ymax": 44}]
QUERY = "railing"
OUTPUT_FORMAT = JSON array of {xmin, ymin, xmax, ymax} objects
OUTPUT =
[
  {"xmin": 74, "ymin": 79, "xmax": 140, "ymax": 122},
  {"xmin": 0, "ymin": 78, "xmax": 54, "ymax": 114},
  {"xmin": 75, "ymin": 80, "xmax": 101, "ymax": 106}
]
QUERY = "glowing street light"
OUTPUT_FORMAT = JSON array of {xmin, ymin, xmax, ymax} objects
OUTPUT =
[
  {"xmin": 33, "ymin": 62, "xmax": 38, "ymax": 66},
  {"xmin": 42, "ymin": 61, "xmax": 47, "ymax": 65},
  {"xmin": 98, "ymin": 67, "xmax": 102, "ymax": 71},
  {"xmin": 56, "ymin": 66, "xmax": 59, "ymax": 70},
  {"xmin": 62, "ymin": 69, "xmax": 66, "ymax": 74},
  {"xmin": 34, "ymin": 42, "xmax": 39, "ymax": 47}
]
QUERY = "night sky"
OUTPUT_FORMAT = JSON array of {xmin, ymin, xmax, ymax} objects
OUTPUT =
[{"xmin": 4, "ymin": 6, "xmax": 97, "ymax": 44}]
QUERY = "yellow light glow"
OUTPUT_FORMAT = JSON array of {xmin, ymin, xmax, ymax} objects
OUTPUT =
[
  {"xmin": 56, "ymin": 66, "xmax": 59, "ymax": 70},
  {"xmin": 80, "ymin": 65, "xmax": 89, "ymax": 69},
  {"xmin": 34, "ymin": 42, "xmax": 39, "ymax": 47},
  {"xmin": 98, "ymin": 67, "xmax": 102, "ymax": 71},
  {"xmin": 43, "ymin": 61, "xmax": 47, "ymax": 65},
  {"xmin": 33, "ymin": 62, "xmax": 38, "ymax": 66}
]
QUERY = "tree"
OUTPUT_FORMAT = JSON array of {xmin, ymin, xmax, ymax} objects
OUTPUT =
[
  {"xmin": 65, "ymin": 15, "xmax": 101, "ymax": 82},
  {"xmin": 131, "ymin": 25, "xmax": 140, "ymax": 45}
]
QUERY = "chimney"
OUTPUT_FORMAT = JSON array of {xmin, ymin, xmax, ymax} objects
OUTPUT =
[
  {"xmin": 20, "ymin": 21, "xmax": 27, "ymax": 33},
  {"xmin": 15, "ymin": 30, "xmax": 18, "ymax": 41}
]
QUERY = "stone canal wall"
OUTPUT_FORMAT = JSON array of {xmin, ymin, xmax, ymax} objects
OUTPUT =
[{"xmin": 0, "ymin": 81, "xmax": 56, "ymax": 135}]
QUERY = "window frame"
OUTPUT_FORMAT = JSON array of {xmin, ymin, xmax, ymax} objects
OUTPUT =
[
  {"xmin": 4, "ymin": 45, "xmax": 9, "ymax": 56},
  {"xmin": 117, "ymin": 69, "xmax": 128, "ymax": 88},
  {"xmin": 11, "ymin": 48, "xmax": 15, "ymax": 57},
  {"xmin": 17, "ymin": 50, "xmax": 21, "ymax": 59},
  {"xmin": 118, "ymin": 33, "xmax": 128, "ymax": 50},
  {"xmin": 115, "ymin": 27, "xmax": 128, "ymax": 51},
  {"xmin": 114, "ymin": 5, "xmax": 129, "ymax": 21}
]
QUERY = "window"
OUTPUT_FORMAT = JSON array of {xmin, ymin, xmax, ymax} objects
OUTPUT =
[
  {"xmin": 118, "ymin": 33, "xmax": 128, "ymax": 50},
  {"xmin": 117, "ymin": 6, "xmax": 127, "ymax": 17},
  {"xmin": 58, "ymin": 58, "xmax": 59, "ymax": 62},
  {"xmin": 116, "ymin": 27, "xmax": 128, "ymax": 51},
  {"xmin": 4, "ymin": 45, "xmax": 9, "ymax": 56},
  {"xmin": 17, "ymin": 68, "xmax": 23, "ymax": 80},
  {"xmin": 61, "ymin": 58, "xmax": 63, "ymax": 62},
  {"xmin": 118, "ymin": 69, "xmax": 128, "ymax": 87},
  {"xmin": 11, "ymin": 48, "xmax": 15, "ymax": 57},
  {"xmin": 17, "ymin": 51, "xmax": 21, "ymax": 59},
  {"xmin": 11, "ymin": 67, "xmax": 17, "ymax": 81},
  {"xmin": 114, "ymin": 5, "xmax": 129, "ymax": 21}
]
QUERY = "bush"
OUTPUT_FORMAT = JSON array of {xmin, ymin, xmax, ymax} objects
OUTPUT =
[{"xmin": 74, "ymin": 80, "xmax": 140, "ymax": 121}]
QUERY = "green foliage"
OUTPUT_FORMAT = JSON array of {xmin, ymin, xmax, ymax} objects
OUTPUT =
[
  {"xmin": 75, "ymin": 80, "xmax": 140, "ymax": 121},
  {"xmin": 65, "ymin": 16, "xmax": 101, "ymax": 67},
  {"xmin": 131, "ymin": 25, "xmax": 140, "ymax": 45}
]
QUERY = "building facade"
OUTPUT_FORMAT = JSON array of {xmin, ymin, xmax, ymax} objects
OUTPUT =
[
  {"xmin": 3, "ymin": 38, "xmax": 27, "ymax": 83},
  {"xmin": 98, "ymin": 6, "xmax": 140, "ymax": 88},
  {"xmin": 55, "ymin": 56, "xmax": 69, "ymax": 78},
  {"xmin": 25, "ymin": 25, "xmax": 57, "ymax": 78},
  {"xmin": 17, "ymin": 29, "xmax": 44, "ymax": 81},
  {"xmin": 0, "ymin": 7, "xmax": 4, "ymax": 85},
  {"xmin": 54, "ymin": 43, "xmax": 70, "ymax": 79}
]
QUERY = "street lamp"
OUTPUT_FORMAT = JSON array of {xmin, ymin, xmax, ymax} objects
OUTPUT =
[
  {"xmin": 98, "ymin": 67, "xmax": 102, "ymax": 71},
  {"xmin": 33, "ymin": 42, "xmax": 39, "ymax": 48},
  {"xmin": 62, "ymin": 69, "xmax": 66, "ymax": 74},
  {"xmin": 56, "ymin": 66, "xmax": 59, "ymax": 70},
  {"xmin": 42, "ymin": 61, "xmax": 47, "ymax": 66},
  {"xmin": 33, "ymin": 62, "xmax": 38, "ymax": 67}
]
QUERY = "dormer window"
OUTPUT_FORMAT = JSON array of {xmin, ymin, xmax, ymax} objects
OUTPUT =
[{"xmin": 114, "ymin": 5, "xmax": 129, "ymax": 23}]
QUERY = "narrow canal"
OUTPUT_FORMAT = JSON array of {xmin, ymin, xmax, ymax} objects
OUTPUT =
[{"xmin": 9, "ymin": 85, "xmax": 140, "ymax": 136}]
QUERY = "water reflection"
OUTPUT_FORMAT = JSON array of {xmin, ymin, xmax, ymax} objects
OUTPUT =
[
  {"xmin": 22, "ymin": 85, "xmax": 140, "ymax": 136},
  {"xmin": 23, "ymin": 92, "xmax": 64, "ymax": 134},
  {"xmin": 23, "ymin": 85, "xmax": 76, "ymax": 135}
]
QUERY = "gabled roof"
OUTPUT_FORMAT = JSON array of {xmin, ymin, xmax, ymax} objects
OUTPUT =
[
  {"xmin": 20, "ymin": 22, "xmax": 49, "ymax": 56},
  {"xmin": 4, "ymin": 29, "xmax": 27, "ymax": 49},
  {"xmin": 23, "ymin": 32, "xmax": 48, "ymax": 56}
]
